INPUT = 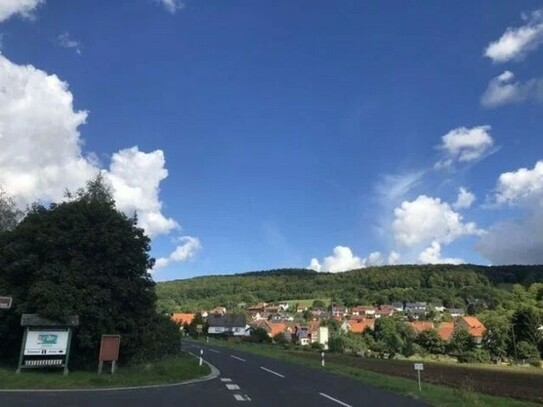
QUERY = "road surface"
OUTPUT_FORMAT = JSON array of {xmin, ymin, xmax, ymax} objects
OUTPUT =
[{"xmin": 1, "ymin": 341, "xmax": 428, "ymax": 406}]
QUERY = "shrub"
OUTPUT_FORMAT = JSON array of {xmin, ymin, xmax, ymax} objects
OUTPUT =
[{"xmin": 457, "ymin": 349, "xmax": 491, "ymax": 364}]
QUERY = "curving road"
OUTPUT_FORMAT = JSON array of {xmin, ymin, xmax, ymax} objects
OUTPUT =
[{"xmin": 1, "ymin": 341, "xmax": 428, "ymax": 406}]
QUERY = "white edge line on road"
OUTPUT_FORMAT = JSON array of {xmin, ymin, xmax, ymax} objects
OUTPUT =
[
  {"xmin": 319, "ymin": 392, "xmax": 353, "ymax": 407},
  {"xmin": 230, "ymin": 355, "xmax": 246, "ymax": 362},
  {"xmin": 259, "ymin": 366, "xmax": 285, "ymax": 378},
  {"xmin": 208, "ymin": 349, "xmax": 220, "ymax": 353}
]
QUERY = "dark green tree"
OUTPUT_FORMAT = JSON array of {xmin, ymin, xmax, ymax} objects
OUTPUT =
[
  {"xmin": 512, "ymin": 307, "xmax": 542, "ymax": 346},
  {"xmin": 0, "ymin": 177, "xmax": 178, "ymax": 367},
  {"xmin": 416, "ymin": 329, "xmax": 445, "ymax": 354},
  {"xmin": 448, "ymin": 329, "xmax": 476, "ymax": 356},
  {"xmin": 0, "ymin": 188, "xmax": 21, "ymax": 233}
]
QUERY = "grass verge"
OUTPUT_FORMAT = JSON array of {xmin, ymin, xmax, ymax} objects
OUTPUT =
[
  {"xmin": 0, "ymin": 352, "xmax": 210, "ymax": 390},
  {"xmin": 199, "ymin": 338, "xmax": 541, "ymax": 407}
]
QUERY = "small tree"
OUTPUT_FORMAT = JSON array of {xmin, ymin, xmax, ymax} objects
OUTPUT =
[
  {"xmin": 448, "ymin": 329, "xmax": 476, "ymax": 356},
  {"xmin": 416, "ymin": 329, "xmax": 445, "ymax": 355}
]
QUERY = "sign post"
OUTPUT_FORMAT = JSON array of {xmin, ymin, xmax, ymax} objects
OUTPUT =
[
  {"xmin": 414, "ymin": 363, "xmax": 424, "ymax": 392},
  {"xmin": 98, "ymin": 335, "xmax": 121, "ymax": 374},
  {"xmin": 0, "ymin": 296, "xmax": 13, "ymax": 309}
]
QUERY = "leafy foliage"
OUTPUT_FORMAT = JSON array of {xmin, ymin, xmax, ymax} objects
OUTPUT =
[{"xmin": 0, "ymin": 178, "xmax": 179, "ymax": 367}]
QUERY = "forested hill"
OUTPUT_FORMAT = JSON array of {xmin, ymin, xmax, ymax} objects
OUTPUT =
[{"xmin": 155, "ymin": 265, "xmax": 543, "ymax": 313}]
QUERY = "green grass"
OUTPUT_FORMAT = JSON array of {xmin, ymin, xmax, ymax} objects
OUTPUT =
[
  {"xmin": 285, "ymin": 298, "xmax": 331, "ymax": 309},
  {"xmin": 199, "ymin": 339, "xmax": 541, "ymax": 407},
  {"xmin": 0, "ymin": 353, "xmax": 210, "ymax": 389}
]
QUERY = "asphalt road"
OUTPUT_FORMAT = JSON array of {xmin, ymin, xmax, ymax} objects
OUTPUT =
[{"xmin": 1, "ymin": 341, "xmax": 428, "ymax": 407}]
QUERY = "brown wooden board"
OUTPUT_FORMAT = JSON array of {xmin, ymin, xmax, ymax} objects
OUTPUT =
[{"xmin": 99, "ymin": 335, "xmax": 121, "ymax": 362}]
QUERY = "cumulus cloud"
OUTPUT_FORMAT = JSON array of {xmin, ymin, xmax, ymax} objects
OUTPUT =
[
  {"xmin": 308, "ymin": 246, "xmax": 399, "ymax": 273},
  {"xmin": 453, "ymin": 187, "xmax": 476, "ymax": 210},
  {"xmin": 418, "ymin": 241, "xmax": 464, "ymax": 265},
  {"xmin": 484, "ymin": 9, "xmax": 543, "ymax": 63},
  {"xmin": 392, "ymin": 195, "xmax": 482, "ymax": 247},
  {"xmin": 435, "ymin": 126, "xmax": 494, "ymax": 168},
  {"xmin": 0, "ymin": 54, "xmax": 181, "ymax": 239},
  {"xmin": 56, "ymin": 32, "xmax": 82, "ymax": 55},
  {"xmin": 495, "ymin": 161, "xmax": 543, "ymax": 206},
  {"xmin": 481, "ymin": 71, "xmax": 543, "ymax": 108},
  {"xmin": 0, "ymin": 0, "xmax": 43, "ymax": 22},
  {"xmin": 152, "ymin": 236, "xmax": 202, "ymax": 270},
  {"xmin": 477, "ymin": 161, "xmax": 543, "ymax": 265},
  {"xmin": 156, "ymin": 0, "xmax": 185, "ymax": 14}
]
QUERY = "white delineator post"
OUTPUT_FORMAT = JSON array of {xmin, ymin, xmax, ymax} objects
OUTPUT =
[
  {"xmin": 321, "ymin": 351, "xmax": 325, "ymax": 367},
  {"xmin": 199, "ymin": 349, "xmax": 203, "ymax": 366}
]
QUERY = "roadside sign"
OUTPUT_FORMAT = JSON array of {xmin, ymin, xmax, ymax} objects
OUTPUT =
[
  {"xmin": 414, "ymin": 363, "xmax": 424, "ymax": 371},
  {"xmin": 99, "ymin": 335, "xmax": 121, "ymax": 362},
  {"xmin": 0, "ymin": 296, "xmax": 12, "ymax": 309},
  {"xmin": 24, "ymin": 329, "xmax": 69, "ymax": 356},
  {"xmin": 196, "ymin": 324, "xmax": 203, "ymax": 333}
]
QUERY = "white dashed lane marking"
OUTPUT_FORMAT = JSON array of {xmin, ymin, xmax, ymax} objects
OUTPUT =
[
  {"xmin": 208, "ymin": 349, "xmax": 220, "ymax": 353},
  {"xmin": 226, "ymin": 384, "xmax": 241, "ymax": 390},
  {"xmin": 230, "ymin": 355, "xmax": 246, "ymax": 362},
  {"xmin": 259, "ymin": 366, "xmax": 285, "ymax": 378},
  {"xmin": 319, "ymin": 392, "xmax": 353, "ymax": 407},
  {"xmin": 220, "ymin": 378, "xmax": 232, "ymax": 382},
  {"xmin": 234, "ymin": 394, "xmax": 251, "ymax": 401}
]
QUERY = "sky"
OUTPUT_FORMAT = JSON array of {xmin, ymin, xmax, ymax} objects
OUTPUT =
[{"xmin": 1, "ymin": 0, "xmax": 543, "ymax": 281}]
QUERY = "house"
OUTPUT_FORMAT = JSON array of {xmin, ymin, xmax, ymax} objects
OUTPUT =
[
  {"xmin": 209, "ymin": 306, "xmax": 227, "ymax": 316},
  {"xmin": 294, "ymin": 326, "xmax": 311, "ymax": 346},
  {"xmin": 392, "ymin": 302, "xmax": 404, "ymax": 312},
  {"xmin": 430, "ymin": 303, "xmax": 446, "ymax": 313},
  {"xmin": 311, "ymin": 308, "xmax": 328, "ymax": 318},
  {"xmin": 405, "ymin": 302, "xmax": 427, "ymax": 313},
  {"xmin": 408, "ymin": 321, "xmax": 434, "ymax": 334},
  {"xmin": 330, "ymin": 305, "xmax": 350, "ymax": 318},
  {"xmin": 207, "ymin": 314, "xmax": 249, "ymax": 336},
  {"xmin": 316, "ymin": 326, "xmax": 329, "ymax": 350},
  {"xmin": 375, "ymin": 307, "xmax": 394, "ymax": 318},
  {"xmin": 278, "ymin": 303, "xmax": 289, "ymax": 312},
  {"xmin": 344, "ymin": 319, "xmax": 375, "ymax": 333},
  {"xmin": 254, "ymin": 321, "xmax": 287, "ymax": 338},
  {"xmin": 248, "ymin": 302, "xmax": 268, "ymax": 312},
  {"xmin": 437, "ymin": 322, "xmax": 455, "ymax": 341},
  {"xmin": 351, "ymin": 306, "xmax": 376, "ymax": 317},
  {"xmin": 171, "ymin": 313, "xmax": 195, "ymax": 326},
  {"xmin": 455, "ymin": 316, "xmax": 486, "ymax": 344},
  {"xmin": 447, "ymin": 308, "xmax": 465, "ymax": 318}
]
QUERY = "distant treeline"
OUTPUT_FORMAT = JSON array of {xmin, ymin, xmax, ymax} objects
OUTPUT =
[{"xmin": 155, "ymin": 265, "xmax": 543, "ymax": 313}]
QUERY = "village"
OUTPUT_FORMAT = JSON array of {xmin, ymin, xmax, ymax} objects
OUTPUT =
[{"xmin": 171, "ymin": 300, "xmax": 486, "ymax": 352}]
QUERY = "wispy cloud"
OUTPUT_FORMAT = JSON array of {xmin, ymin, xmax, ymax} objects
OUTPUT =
[
  {"xmin": 481, "ymin": 71, "xmax": 543, "ymax": 108},
  {"xmin": 56, "ymin": 32, "xmax": 82, "ymax": 55},
  {"xmin": 156, "ymin": 0, "xmax": 185, "ymax": 14}
]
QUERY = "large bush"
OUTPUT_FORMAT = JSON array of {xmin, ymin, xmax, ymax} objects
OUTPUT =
[{"xmin": 0, "ymin": 178, "xmax": 179, "ymax": 368}]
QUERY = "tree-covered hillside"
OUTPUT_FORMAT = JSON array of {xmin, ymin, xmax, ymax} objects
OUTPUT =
[{"xmin": 156, "ymin": 265, "xmax": 543, "ymax": 313}]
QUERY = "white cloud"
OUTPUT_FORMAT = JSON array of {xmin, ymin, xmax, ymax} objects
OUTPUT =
[
  {"xmin": 308, "ymin": 247, "xmax": 400, "ymax": 273},
  {"xmin": 484, "ymin": 9, "xmax": 543, "ymax": 63},
  {"xmin": 0, "ymin": 0, "xmax": 43, "ymax": 22},
  {"xmin": 477, "ymin": 160, "xmax": 543, "ymax": 265},
  {"xmin": 388, "ymin": 251, "xmax": 400, "ymax": 265},
  {"xmin": 481, "ymin": 71, "xmax": 543, "ymax": 108},
  {"xmin": 453, "ymin": 187, "xmax": 476, "ymax": 210},
  {"xmin": 495, "ymin": 160, "xmax": 543, "ymax": 206},
  {"xmin": 105, "ymin": 147, "xmax": 178, "ymax": 238},
  {"xmin": 0, "ymin": 54, "xmax": 182, "ymax": 239},
  {"xmin": 435, "ymin": 126, "xmax": 494, "ymax": 168},
  {"xmin": 56, "ymin": 32, "xmax": 82, "ymax": 55},
  {"xmin": 156, "ymin": 0, "xmax": 185, "ymax": 14},
  {"xmin": 418, "ymin": 241, "xmax": 464, "ymax": 265},
  {"xmin": 153, "ymin": 236, "xmax": 202, "ymax": 270},
  {"xmin": 392, "ymin": 195, "xmax": 482, "ymax": 247}
]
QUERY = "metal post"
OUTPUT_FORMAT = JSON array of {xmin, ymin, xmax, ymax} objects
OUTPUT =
[
  {"xmin": 199, "ymin": 349, "xmax": 203, "ymax": 366},
  {"xmin": 111, "ymin": 361, "xmax": 117, "ymax": 374},
  {"xmin": 63, "ymin": 327, "xmax": 73, "ymax": 375},
  {"xmin": 321, "ymin": 351, "xmax": 325, "ymax": 367},
  {"xmin": 98, "ymin": 361, "xmax": 103, "ymax": 374},
  {"xmin": 16, "ymin": 328, "xmax": 28, "ymax": 374},
  {"xmin": 417, "ymin": 370, "xmax": 421, "ymax": 392}
]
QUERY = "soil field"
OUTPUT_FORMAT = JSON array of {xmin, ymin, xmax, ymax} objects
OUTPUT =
[{"xmin": 292, "ymin": 352, "xmax": 543, "ymax": 403}]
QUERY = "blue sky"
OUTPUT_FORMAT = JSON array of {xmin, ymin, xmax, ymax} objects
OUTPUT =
[{"xmin": 1, "ymin": 0, "xmax": 543, "ymax": 280}]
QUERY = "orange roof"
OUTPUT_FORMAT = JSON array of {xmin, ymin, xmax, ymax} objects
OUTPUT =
[
  {"xmin": 348, "ymin": 319, "xmax": 374, "ymax": 333},
  {"xmin": 171, "ymin": 313, "xmax": 195, "ymax": 325},
  {"xmin": 437, "ymin": 322, "xmax": 454, "ymax": 341},
  {"xmin": 461, "ymin": 316, "xmax": 486, "ymax": 337},
  {"xmin": 408, "ymin": 321, "xmax": 434, "ymax": 333},
  {"xmin": 266, "ymin": 322, "xmax": 286, "ymax": 337},
  {"xmin": 308, "ymin": 320, "xmax": 321, "ymax": 332}
]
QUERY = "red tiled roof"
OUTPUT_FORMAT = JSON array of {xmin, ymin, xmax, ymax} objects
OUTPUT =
[
  {"xmin": 348, "ymin": 319, "xmax": 374, "ymax": 333},
  {"xmin": 460, "ymin": 316, "xmax": 486, "ymax": 337},
  {"xmin": 437, "ymin": 322, "xmax": 454, "ymax": 341},
  {"xmin": 171, "ymin": 313, "xmax": 195, "ymax": 325},
  {"xmin": 408, "ymin": 321, "xmax": 434, "ymax": 333}
]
